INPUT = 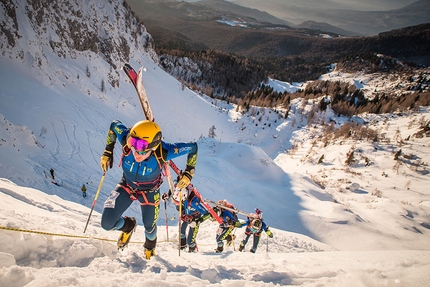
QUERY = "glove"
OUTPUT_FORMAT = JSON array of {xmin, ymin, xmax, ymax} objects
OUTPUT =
[
  {"xmin": 162, "ymin": 192, "xmax": 170, "ymax": 201},
  {"xmin": 234, "ymin": 221, "xmax": 242, "ymax": 228},
  {"xmin": 100, "ymin": 150, "xmax": 113, "ymax": 172},
  {"xmin": 176, "ymin": 170, "xmax": 193, "ymax": 189},
  {"xmin": 266, "ymin": 229, "xmax": 274, "ymax": 238}
]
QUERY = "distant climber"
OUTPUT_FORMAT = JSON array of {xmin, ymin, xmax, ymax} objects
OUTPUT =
[{"xmin": 81, "ymin": 184, "xmax": 87, "ymax": 198}]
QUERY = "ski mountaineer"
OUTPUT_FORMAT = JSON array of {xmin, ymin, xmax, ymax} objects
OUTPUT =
[
  {"xmin": 239, "ymin": 208, "xmax": 273, "ymax": 253},
  {"xmin": 163, "ymin": 184, "xmax": 212, "ymax": 252},
  {"xmin": 213, "ymin": 199, "xmax": 244, "ymax": 253},
  {"xmin": 99, "ymin": 119, "xmax": 198, "ymax": 259},
  {"xmin": 81, "ymin": 184, "xmax": 87, "ymax": 198}
]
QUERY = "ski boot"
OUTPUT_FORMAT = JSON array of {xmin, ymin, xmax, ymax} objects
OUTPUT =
[
  {"xmin": 144, "ymin": 238, "xmax": 157, "ymax": 260},
  {"xmin": 226, "ymin": 234, "xmax": 235, "ymax": 247},
  {"xmin": 214, "ymin": 245, "xmax": 223, "ymax": 253},
  {"xmin": 179, "ymin": 237, "xmax": 187, "ymax": 250},
  {"xmin": 188, "ymin": 244, "xmax": 197, "ymax": 253},
  {"xmin": 144, "ymin": 248, "xmax": 156, "ymax": 260},
  {"xmin": 239, "ymin": 243, "xmax": 245, "ymax": 252},
  {"xmin": 117, "ymin": 217, "xmax": 137, "ymax": 250}
]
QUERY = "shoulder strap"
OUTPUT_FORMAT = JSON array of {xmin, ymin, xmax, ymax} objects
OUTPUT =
[{"xmin": 154, "ymin": 145, "xmax": 167, "ymax": 165}]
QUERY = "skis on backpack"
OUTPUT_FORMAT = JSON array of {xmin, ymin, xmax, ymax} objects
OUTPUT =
[
  {"xmin": 123, "ymin": 64, "xmax": 154, "ymax": 122},
  {"xmin": 167, "ymin": 160, "xmax": 223, "ymax": 224},
  {"xmin": 205, "ymin": 199, "xmax": 251, "ymax": 217},
  {"xmin": 188, "ymin": 185, "xmax": 223, "ymax": 224}
]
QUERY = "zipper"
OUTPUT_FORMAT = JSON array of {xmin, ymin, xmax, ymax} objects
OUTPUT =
[{"xmin": 133, "ymin": 162, "xmax": 147, "ymax": 182}]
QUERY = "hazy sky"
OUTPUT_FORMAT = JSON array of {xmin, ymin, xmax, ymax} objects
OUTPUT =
[
  {"xmin": 308, "ymin": 0, "xmax": 417, "ymax": 10},
  {"xmin": 180, "ymin": 0, "xmax": 418, "ymax": 11}
]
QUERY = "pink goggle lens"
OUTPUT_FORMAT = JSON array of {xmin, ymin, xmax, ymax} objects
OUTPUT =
[{"xmin": 127, "ymin": 136, "xmax": 149, "ymax": 151}]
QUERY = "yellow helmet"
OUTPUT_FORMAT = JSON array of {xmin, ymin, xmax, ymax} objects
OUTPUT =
[{"xmin": 127, "ymin": 120, "xmax": 162, "ymax": 150}]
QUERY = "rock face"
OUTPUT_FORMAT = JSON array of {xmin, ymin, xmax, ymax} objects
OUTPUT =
[{"xmin": 0, "ymin": 0, "xmax": 157, "ymax": 69}]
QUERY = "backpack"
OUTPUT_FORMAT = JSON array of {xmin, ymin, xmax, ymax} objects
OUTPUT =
[
  {"xmin": 217, "ymin": 199, "xmax": 237, "ymax": 222},
  {"xmin": 250, "ymin": 218, "xmax": 262, "ymax": 233}
]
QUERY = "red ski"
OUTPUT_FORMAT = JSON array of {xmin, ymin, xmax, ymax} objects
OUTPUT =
[
  {"xmin": 168, "ymin": 161, "xmax": 223, "ymax": 224},
  {"xmin": 123, "ymin": 64, "xmax": 154, "ymax": 122}
]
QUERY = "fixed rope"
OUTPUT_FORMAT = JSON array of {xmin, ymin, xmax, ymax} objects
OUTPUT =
[
  {"xmin": 0, "ymin": 225, "xmax": 144, "ymax": 244},
  {"xmin": 0, "ymin": 225, "xmax": 225, "ymax": 247}
]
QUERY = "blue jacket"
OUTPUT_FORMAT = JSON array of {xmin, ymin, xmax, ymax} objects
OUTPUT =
[
  {"xmin": 183, "ymin": 195, "xmax": 208, "ymax": 217},
  {"xmin": 107, "ymin": 120, "xmax": 198, "ymax": 191},
  {"xmin": 218, "ymin": 209, "xmax": 239, "ymax": 228}
]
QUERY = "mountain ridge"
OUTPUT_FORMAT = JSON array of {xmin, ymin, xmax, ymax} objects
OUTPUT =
[
  {"xmin": 232, "ymin": 0, "xmax": 430, "ymax": 35},
  {"xmin": 126, "ymin": 0, "xmax": 430, "ymax": 83}
]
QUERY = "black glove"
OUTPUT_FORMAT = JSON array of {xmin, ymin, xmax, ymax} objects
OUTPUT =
[
  {"xmin": 162, "ymin": 189, "xmax": 172, "ymax": 201},
  {"xmin": 162, "ymin": 192, "xmax": 170, "ymax": 201},
  {"xmin": 100, "ymin": 150, "xmax": 113, "ymax": 172}
]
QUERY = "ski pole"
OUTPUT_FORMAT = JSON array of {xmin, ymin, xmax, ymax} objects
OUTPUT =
[
  {"xmin": 232, "ymin": 228, "xmax": 236, "ymax": 251},
  {"xmin": 83, "ymin": 172, "xmax": 105, "ymax": 233},
  {"xmin": 164, "ymin": 196, "xmax": 169, "ymax": 242},
  {"xmin": 163, "ymin": 162, "xmax": 176, "ymax": 243},
  {"xmin": 178, "ymin": 189, "xmax": 183, "ymax": 256}
]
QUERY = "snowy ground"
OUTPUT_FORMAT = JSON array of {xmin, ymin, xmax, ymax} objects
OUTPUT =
[{"xmin": 1, "ymin": 178, "xmax": 430, "ymax": 287}]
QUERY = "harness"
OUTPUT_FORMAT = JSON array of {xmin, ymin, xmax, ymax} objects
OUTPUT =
[
  {"xmin": 182, "ymin": 215, "xmax": 194, "ymax": 223},
  {"xmin": 245, "ymin": 220, "xmax": 262, "ymax": 236},
  {"xmin": 121, "ymin": 183, "xmax": 161, "ymax": 206},
  {"xmin": 119, "ymin": 145, "xmax": 169, "ymax": 206}
]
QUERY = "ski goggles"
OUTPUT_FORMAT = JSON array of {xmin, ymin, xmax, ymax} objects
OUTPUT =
[
  {"xmin": 127, "ymin": 136, "xmax": 160, "ymax": 155},
  {"xmin": 127, "ymin": 136, "xmax": 150, "ymax": 151}
]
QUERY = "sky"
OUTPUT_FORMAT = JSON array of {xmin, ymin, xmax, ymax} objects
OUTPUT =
[
  {"xmin": 183, "ymin": 0, "xmax": 418, "ymax": 11},
  {"xmin": 1, "ymin": 0, "xmax": 430, "ymax": 286}
]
